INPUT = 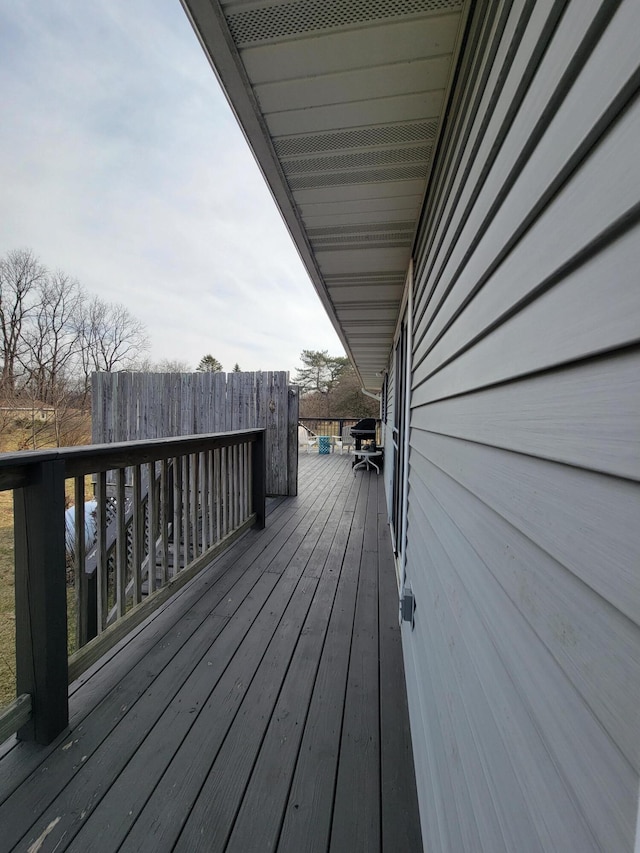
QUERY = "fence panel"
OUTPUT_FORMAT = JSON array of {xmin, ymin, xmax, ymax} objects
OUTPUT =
[{"xmin": 92, "ymin": 371, "xmax": 295, "ymax": 495}]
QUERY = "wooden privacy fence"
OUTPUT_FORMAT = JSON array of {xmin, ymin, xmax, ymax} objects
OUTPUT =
[
  {"xmin": 92, "ymin": 371, "xmax": 298, "ymax": 496},
  {"xmin": 0, "ymin": 430, "xmax": 266, "ymax": 746}
]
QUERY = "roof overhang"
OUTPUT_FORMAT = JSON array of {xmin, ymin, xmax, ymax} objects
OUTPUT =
[{"xmin": 181, "ymin": 0, "xmax": 471, "ymax": 390}]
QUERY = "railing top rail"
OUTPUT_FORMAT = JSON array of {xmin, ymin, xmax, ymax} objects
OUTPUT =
[
  {"xmin": 298, "ymin": 417, "xmax": 381, "ymax": 426},
  {"xmin": 0, "ymin": 429, "xmax": 265, "ymax": 491}
]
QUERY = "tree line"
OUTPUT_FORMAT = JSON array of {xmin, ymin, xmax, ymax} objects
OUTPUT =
[
  {"xmin": 0, "ymin": 248, "xmax": 150, "ymax": 446},
  {"xmin": 0, "ymin": 247, "xmax": 375, "ymax": 447},
  {"xmin": 0, "ymin": 248, "xmax": 149, "ymax": 404}
]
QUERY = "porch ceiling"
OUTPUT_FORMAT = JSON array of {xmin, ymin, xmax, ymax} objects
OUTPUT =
[{"xmin": 182, "ymin": 0, "xmax": 470, "ymax": 389}]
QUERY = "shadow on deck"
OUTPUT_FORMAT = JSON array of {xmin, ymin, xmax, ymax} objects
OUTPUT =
[{"xmin": 0, "ymin": 453, "xmax": 422, "ymax": 852}]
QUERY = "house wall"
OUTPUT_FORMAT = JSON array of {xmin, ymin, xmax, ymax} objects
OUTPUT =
[{"xmin": 400, "ymin": 1, "xmax": 640, "ymax": 851}]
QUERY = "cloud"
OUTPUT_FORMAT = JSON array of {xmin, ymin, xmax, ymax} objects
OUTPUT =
[{"xmin": 0, "ymin": 0, "xmax": 343, "ymax": 375}]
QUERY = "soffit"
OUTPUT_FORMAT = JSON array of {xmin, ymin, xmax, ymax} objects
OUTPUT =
[{"xmin": 182, "ymin": 0, "xmax": 469, "ymax": 389}]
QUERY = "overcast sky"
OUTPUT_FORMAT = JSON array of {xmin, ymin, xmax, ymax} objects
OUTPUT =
[{"xmin": 0, "ymin": 0, "xmax": 344, "ymax": 376}]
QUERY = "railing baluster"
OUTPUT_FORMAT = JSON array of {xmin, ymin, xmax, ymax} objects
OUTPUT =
[
  {"xmin": 200, "ymin": 452, "xmax": 208, "ymax": 553},
  {"xmin": 247, "ymin": 441, "xmax": 251, "ymax": 520},
  {"xmin": 147, "ymin": 462, "xmax": 157, "ymax": 595},
  {"xmin": 172, "ymin": 455, "xmax": 181, "ymax": 575},
  {"xmin": 232, "ymin": 445, "xmax": 236, "ymax": 530},
  {"xmin": 96, "ymin": 471, "xmax": 108, "ymax": 632},
  {"xmin": 182, "ymin": 454, "xmax": 190, "ymax": 569},
  {"xmin": 233, "ymin": 444, "xmax": 240, "ymax": 529},
  {"xmin": 248, "ymin": 440, "xmax": 253, "ymax": 525},
  {"xmin": 244, "ymin": 442, "xmax": 250, "ymax": 521},
  {"xmin": 116, "ymin": 468, "xmax": 127, "ymax": 618},
  {"xmin": 228, "ymin": 446, "xmax": 234, "ymax": 531},
  {"xmin": 235, "ymin": 445, "xmax": 241, "ymax": 525},
  {"xmin": 74, "ymin": 475, "xmax": 86, "ymax": 649},
  {"xmin": 242, "ymin": 444, "xmax": 246, "ymax": 522},
  {"xmin": 208, "ymin": 450, "xmax": 215, "ymax": 545},
  {"xmin": 205, "ymin": 452, "xmax": 209, "ymax": 547},
  {"xmin": 214, "ymin": 447, "xmax": 221, "ymax": 544},
  {"xmin": 237, "ymin": 444, "xmax": 242, "ymax": 523},
  {"xmin": 228, "ymin": 446, "xmax": 231, "ymax": 531},
  {"xmin": 200, "ymin": 450, "xmax": 208, "ymax": 551},
  {"xmin": 219, "ymin": 447, "xmax": 224, "ymax": 538},
  {"xmin": 238, "ymin": 444, "xmax": 243, "ymax": 524},
  {"xmin": 132, "ymin": 465, "xmax": 143, "ymax": 606},
  {"xmin": 222, "ymin": 446, "xmax": 229, "ymax": 537},
  {"xmin": 230, "ymin": 445, "xmax": 234, "ymax": 536},
  {"xmin": 190, "ymin": 453, "xmax": 199, "ymax": 559},
  {"xmin": 160, "ymin": 459, "xmax": 170, "ymax": 586}
]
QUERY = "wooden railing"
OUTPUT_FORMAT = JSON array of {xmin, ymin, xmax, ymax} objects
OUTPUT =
[
  {"xmin": 299, "ymin": 418, "xmax": 382, "ymax": 444},
  {"xmin": 0, "ymin": 429, "xmax": 265, "ymax": 745}
]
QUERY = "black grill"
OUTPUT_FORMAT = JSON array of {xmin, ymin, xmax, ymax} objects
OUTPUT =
[{"xmin": 350, "ymin": 419, "xmax": 377, "ymax": 465}]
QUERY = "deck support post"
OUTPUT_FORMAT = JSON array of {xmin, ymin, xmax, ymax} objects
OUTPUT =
[
  {"xmin": 252, "ymin": 432, "xmax": 266, "ymax": 530},
  {"xmin": 14, "ymin": 459, "xmax": 69, "ymax": 744},
  {"xmin": 287, "ymin": 386, "xmax": 299, "ymax": 497}
]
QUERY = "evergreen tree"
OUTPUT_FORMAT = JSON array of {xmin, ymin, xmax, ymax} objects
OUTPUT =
[
  {"xmin": 293, "ymin": 349, "xmax": 348, "ymax": 395},
  {"xmin": 197, "ymin": 354, "xmax": 223, "ymax": 372}
]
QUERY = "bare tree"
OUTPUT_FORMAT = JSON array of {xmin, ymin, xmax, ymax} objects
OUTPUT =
[
  {"xmin": 0, "ymin": 249, "xmax": 151, "ymax": 442},
  {"xmin": 0, "ymin": 249, "xmax": 46, "ymax": 393},
  {"xmin": 130, "ymin": 357, "xmax": 192, "ymax": 372},
  {"xmin": 48, "ymin": 381, "xmax": 90, "ymax": 448},
  {"xmin": 78, "ymin": 296, "xmax": 150, "ymax": 393},
  {"xmin": 0, "ymin": 393, "xmax": 18, "ymax": 449},
  {"xmin": 19, "ymin": 271, "xmax": 82, "ymax": 404},
  {"xmin": 155, "ymin": 358, "xmax": 192, "ymax": 372}
]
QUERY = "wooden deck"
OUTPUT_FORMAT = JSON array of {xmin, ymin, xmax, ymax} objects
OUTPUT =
[{"xmin": 0, "ymin": 453, "xmax": 422, "ymax": 853}]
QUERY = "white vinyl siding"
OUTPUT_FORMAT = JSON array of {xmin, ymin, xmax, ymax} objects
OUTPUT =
[
  {"xmin": 383, "ymin": 364, "xmax": 395, "ymax": 521},
  {"xmin": 402, "ymin": 0, "xmax": 640, "ymax": 850}
]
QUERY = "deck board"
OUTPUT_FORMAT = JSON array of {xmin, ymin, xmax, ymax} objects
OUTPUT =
[
  {"xmin": 331, "ymin": 473, "xmax": 381, "ymax": 853},
  {"xmin": 0, "ymin": 453, "xmax": 423, "ymax": 853},
  {"xmin": 276, "ymin": 473, "xmax": 366, "ymax": 853}
]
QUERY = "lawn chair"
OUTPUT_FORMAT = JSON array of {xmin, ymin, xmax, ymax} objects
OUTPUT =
[
  {"xmin": 339, "ymin": 426, "xmax": 355, "ymax": 455},
  {"xmin": 298, "ymin": 424, "xmax": 318, "ymax": 453}
]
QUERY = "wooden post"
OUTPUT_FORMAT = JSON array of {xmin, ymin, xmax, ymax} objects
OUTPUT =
[
  {"xmin": 264, "ymin": 371, "xmax": 288, "ymax": 496},
  {"xmin": 287, "ymin": 386, "xmax": 299, "ymax": 497},
  {"xmin": 251, "ymin": 432, "xmax": 266, "ymax": 530},
  {"xmin": 13, "ymin": 459, "xmax": 69, "ymax": 744}
]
